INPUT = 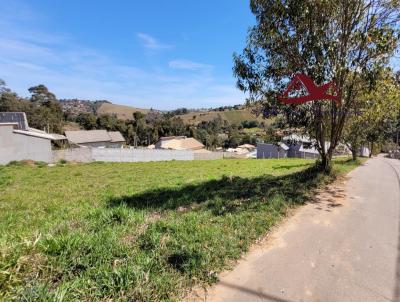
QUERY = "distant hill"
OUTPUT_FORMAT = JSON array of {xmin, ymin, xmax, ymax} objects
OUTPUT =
[
  {"xmin": 177, "ymin": 108, "xmax": 264, "ymax": 125},
  {"xmin": 97, "ymin": 103, "xmax": 264, "ymax": 126},
  {"xmin": 60, "ymin": 98, "xmax": 265, "ymax": 126},
  {"xmin": 97, "ymin": 102, "xmax": 151, "ymax": 120}
]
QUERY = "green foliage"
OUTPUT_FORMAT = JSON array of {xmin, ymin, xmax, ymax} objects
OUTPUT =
[
  {"xmin": 76, "ymin": 112, "xmax": 97, "ymax": 130},
  {"xmin": 0, "ymin": 158, "xmax": 360, "ymax": 301},
  {"xmin": 343, "ymin": 69, "xmax": 400, "ymax": 158},
  {"xmin": 0, "ymin": 81, "xmax": 64, "ymax": 133},
  {"xmin": 226, "ymin": 126, "xmax": 241, "ymax": 148},
  {"xmin": 34, "ymin": 161, "xmax": 47, "ymax": 168},
  {"xmin": 5, "ymin": 160, "xmax": 25, "ymax": 167},
  {"xmin": 241, "ymin": 120, "xmax": 259, "ymax": 128}
]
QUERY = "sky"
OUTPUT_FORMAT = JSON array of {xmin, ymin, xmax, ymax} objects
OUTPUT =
[{"xmin": 0, "ymin": 0, "xmax": 255, "ymax": 110}]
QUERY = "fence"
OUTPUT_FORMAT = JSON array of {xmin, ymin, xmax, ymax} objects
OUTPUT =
[
  {"xmin": 290, "ymin": 151, "xmax": 320, "ymax": 159},
  {"xmin": 257, "ymin": 150, "xmax": 319, "ymax": 159}
]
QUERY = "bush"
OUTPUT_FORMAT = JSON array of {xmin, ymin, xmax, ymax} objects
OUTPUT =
[{"xmin": 34, "ymin": 161, "xmax": 47, "ymax": 168}]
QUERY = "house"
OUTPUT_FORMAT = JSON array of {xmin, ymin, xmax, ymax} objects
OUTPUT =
[
  {"xmin": 154, "ymin": 136, "xmax": 205, "ymax": 151},
  {"xmin": 0, "ymin": 112, "xmax": 66, "ymax": 164},
  {"xmin": 64, "ymin": 130, "xmax": 125, "ymax": 148},
  {"xmin": 226, "ymin": 147, "xmax": 249, "ymax": 155},
  {"xmin": 238, "ymin": 144, "xmax": 256, "ymax": 151},
  {"xmin": 236, "ymin": 144, "xmax": 257, "ymax": 157},
  {"xmin": 257, "ymin": 134, "xmax": 320, "ymax": 159}
]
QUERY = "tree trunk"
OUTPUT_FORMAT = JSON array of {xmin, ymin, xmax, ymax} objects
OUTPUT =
[
  {"xmin": 319, "ymin": 152, "xmax": 333, "ymax": 174},
  {"xmin": 351, "ymin": 149, "xmax": 357, "ymax": 161},
  {"xmin": 369, "ymin": 142, "xmax": 374, "ymax": 158}
]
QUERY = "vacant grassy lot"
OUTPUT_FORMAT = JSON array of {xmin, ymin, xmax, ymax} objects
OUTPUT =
[{"xmin": 0, "ymin": 158, "xmax": 360, "ymax": 301}]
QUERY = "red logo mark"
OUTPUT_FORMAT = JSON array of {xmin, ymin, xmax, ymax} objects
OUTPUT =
[{"xmin": 277, "ymin": 74, "xmax": 341, "ymax": 105}]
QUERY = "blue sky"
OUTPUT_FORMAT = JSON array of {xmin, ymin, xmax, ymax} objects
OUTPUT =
[{"xmin": 0, "ymin": 0, "xmax": 255, "ymax": 109}]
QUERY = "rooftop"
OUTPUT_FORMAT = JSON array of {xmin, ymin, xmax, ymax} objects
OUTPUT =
[
  {"xmin": 156, "ymin": 136, "xmax": 204, "ymax": 150},
  {"xmin": 64, "ymin": 130, "xmax": 125, "ymax": 144},
  {"xmin": 0, "ymin": 112, "xmax": 29, "ymax": 130},
  {"xmin": 0, "ymin": 112, "xmax": 66, "ymax": 140}
]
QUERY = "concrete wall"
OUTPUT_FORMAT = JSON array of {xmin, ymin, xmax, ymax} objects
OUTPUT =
[
  {"xmin": 52, "ymin": 148, "xmax": 93, "ymax": 163},
  {"xmin": 194, "ymin": 152, "xmax": 224, "ymax": 160},
  {"xmin": 0, "ymin": 125, "xmax": 52, "ymax": 164},
  {"xmin": 78, "ymin": 142, "xmax": 123, "ymax": 148},
  {"xmin": 92, "ymin": 148, "xmax": 194, "ymax": 162},
  {"xmin": 257, "ymin": 143, "xmax": 288, "ymax": 159},
  {"xmin": 222, "ymin": 152, "xmax": 250, "ymax": 159}
]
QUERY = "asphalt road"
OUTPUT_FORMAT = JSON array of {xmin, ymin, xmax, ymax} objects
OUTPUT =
[{"xmin": 194, "ymin": 156, "xmax": 400, "ymax": 302}]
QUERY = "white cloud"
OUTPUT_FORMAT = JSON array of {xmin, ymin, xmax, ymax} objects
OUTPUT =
[
  {"xmin": 169, "ymin": 59, "xmax": 213, "ymax": 71},
  {"xmin": 137, "ymin": 33, "xmax": 172, "ymax": 50}
]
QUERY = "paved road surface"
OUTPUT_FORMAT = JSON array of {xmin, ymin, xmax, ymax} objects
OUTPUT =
[{"xmin": 195, "ymin": 156, "xmax": 400, "ymax": 302}]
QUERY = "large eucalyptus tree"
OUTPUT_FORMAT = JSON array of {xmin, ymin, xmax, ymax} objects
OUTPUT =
[{"xmin": 234, "ymin": 0, "xmax": 399, "ymax": 172}]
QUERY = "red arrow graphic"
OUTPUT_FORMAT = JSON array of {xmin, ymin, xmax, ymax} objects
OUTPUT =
[{"xmin": 278, "ymin": 74, "xmax": 341, "ymax": 105}]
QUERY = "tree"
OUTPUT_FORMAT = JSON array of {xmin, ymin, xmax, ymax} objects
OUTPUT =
[
  {"xmin": 343, "ymin": 115, "xmax": 366, "ymax": 160},
  {"xmin": 343, "ymin": 70, "xmax": 400, "ymax": 159},
  {"xmin": 28, "ymin": 84, "xmax": 56, "ymax": 106},
  {"xmin": 363, "ymin": 73, "xmax": 400, "ymax": 156},
  {"xmin": 97, "ymin": 114, "xmax": 118, "ymax": 131},
  {"xmin": 0, "ymin": 79, "xmax": 10, "ymax": 94},
  {"xmin": 133, "ymin": 111, "xmax": 145, "ymax": 120},
  {"xmin": 226, "ymin": 126, "xmax": 241, "ymax": 148},
  {"xmin": 0, "ymin": 81, "xmax": 29, "ymax": 112},
  {"xmin": 27, "ymin": 85, "xmax": 64, "ymax": 133},
  {"xmin": 234, "ymin": 0, "xmax": 399, "ymax": 172},
  {"xmin": 76, "ymin": 113, "xmax": 97, "ymax": 130}
]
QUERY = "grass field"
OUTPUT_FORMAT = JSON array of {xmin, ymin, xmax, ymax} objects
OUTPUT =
[{"xmin": 0, "ymin": 158, "xmax": 361, "ymax": 301}]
